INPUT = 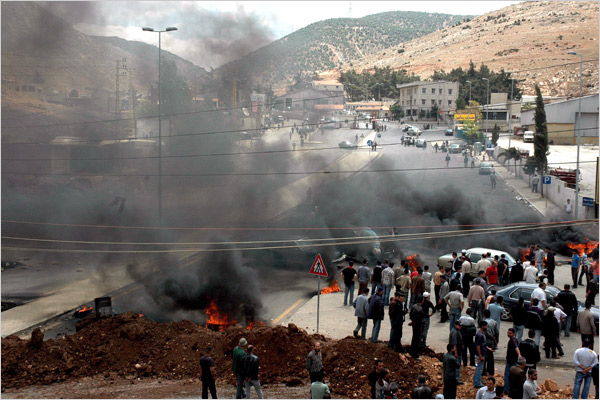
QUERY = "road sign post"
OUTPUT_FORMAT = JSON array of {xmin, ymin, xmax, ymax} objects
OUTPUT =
[{"xmin": 309, "ymin": 254, "xmax": 327, "ymax": 333}]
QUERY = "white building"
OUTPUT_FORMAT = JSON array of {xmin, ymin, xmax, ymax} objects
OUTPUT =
[{"xmin": 396, "ymin": 80, "xmax": 459, "ymax": 117}]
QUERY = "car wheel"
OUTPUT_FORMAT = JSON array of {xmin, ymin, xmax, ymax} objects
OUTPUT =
[{"xmin": 502, "ymin": 305, "xmax": 511, "ymax": 321}]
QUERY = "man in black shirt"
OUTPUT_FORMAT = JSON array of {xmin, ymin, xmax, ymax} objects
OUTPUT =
[
  {"xmin": 545, "ymin": 247, "xmax": 556, "ymax": 285},
  {"xmin": 371, "ymin": 261, "xmax": 383, "ymax": 295},
  {"xmin": 342, "ymin": 261, "xmax": 358, "ymax": 306},
  {"xmin": 442, "ymin": 343, "xmax": 461, "ymax": 399},
  {"xmin": 497, "ymin": 254, "xmax": 509, "ymax": 286},
  {"xmin": 555, "ymin": 284, "xmax": 578, "ymax": 337},
  {"xmin": 411, "ymin": 375, "xmax": 433, "ymax": 399},
  {"xmin": 510, "ymin": 261, "xmax": 524, "ymax": 283},
  {"xmin": 367, "ymin": 359, "xmax": 385, "ymax": 399},
  {"xmin": 409, "ymin": 295, "xmax": 425, "ymax": 359},
  {"xmin": 200, "ymin": 346, "xmax": 217, "ymax": 399}
]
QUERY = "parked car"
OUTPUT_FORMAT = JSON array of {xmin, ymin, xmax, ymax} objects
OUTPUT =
[
  {"xmin": 448, "ymin": 144, "xmax": 462, "ymax": 153},
  {"xmin": 407, "ymin": 126, "xmax": 421, "ymax": 136},
  {"xmin": 523, "ymin": 130, "xmax": 534, "ymax": 143},
  {"xmin": 339, "ymin": 140, "xmax": 358, "ymax": 149},
  {"xmin": 445, "ymin": 129, "xmax": 454, "ymax": 136},
  {"xmin": 479, "ymin": 162, "xmax": 494, "ymax": 174},
  {"xmin": 437, "ymin": 247, "xmax": 517, "ymax": 271},
  {"xmin": 415, "ymin": 138, "xmax": 427, "ymax": 148},
  {"xmin": 494, "ymin": 282, "xmax": 599, "ymax": 331}
]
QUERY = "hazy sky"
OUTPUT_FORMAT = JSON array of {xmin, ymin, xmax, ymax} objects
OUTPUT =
[{"xmin": 42, "ymin": 1, "xmax": 522, "ymax": 69}]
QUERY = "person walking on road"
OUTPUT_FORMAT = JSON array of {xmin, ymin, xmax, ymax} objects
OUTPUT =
[
  {"xmin": 577, "ymin": 301, "xmax": 597, "ymax": 348},
  {"xmin": 200, "ymin": 346, "xmax": 217, "ymax": 399},
  {"xmin": 445, "ymin": 154, "xmax": 451, "ymax": 167},
  {"xmin": 490, "ymin": 170, "xmax": 497, "ymax": 189},
  {"xmin": 357, "ymin": 259, "xmax": 371, "ymax": 295},
  {"xmin": 353, "ymin": 287, "xmax": 370, "ymax": 339},
  {"xmin": 342, "ymin": 261, "xmax": 357, "ymax": 306},
  {"xmin": 306, "ymin": 342, "xmax": 324, "ymax": 383},
  {"xmin": 241, "ymin": 345, "xmax": 264, "ymax": 399},
  {"xmin": 572, "ymin": 338, "xmax": 598, "ymax": 400},
  {"xmin": 438, "ymin": 274, "xmax": 450, "ymax": 323},
  {"xmin": 233, "ymin": 338, "xmax": 248, "ymax": 399}
]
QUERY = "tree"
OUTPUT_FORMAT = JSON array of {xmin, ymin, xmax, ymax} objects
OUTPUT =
[
  {"xmin": 491, "ymin": 124, "xmax": 500, "ymax": 146},
  {"xmin": 502, "ymin": 147, "xmax": 522, "ymax": 175},
  {"xmin": 456, "ymin": 97, "xmax": 466, "ymax": 110},
  {"xmin": 533, "ymin": 85, "xmax": 550, "ymax": 197},
  {"xmin": 418, "ymin": 108, "xmax": 426, "ymax": 119},
  {"xmin": 462, "ymin": 119, "xmax": 483, "ymax": 143},
  {"xmin": 390, "ymin": 103, "xmax": 404, "ymax": 120},
  {"xmin": 431, "ymin": 104, "xmax": 439, "ymax": 121}
]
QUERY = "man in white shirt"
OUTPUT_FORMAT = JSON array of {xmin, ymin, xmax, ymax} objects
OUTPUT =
[
  {"xmin": 476, "ymin": 376, "xmax": 497, "ymax": 399},
  {"xmin": 534, "ymin": 245, "xmax": 546, "ymax": 274},
  {"xmin": 572, "ymin": 339, "xmax": 598, "ymax": 400},
  {"xmin": 524, "ymin": 263, "xmax": 538, "ymax": 284},
  {"xmin": 476, "ymin": 256, "xmax": 491, "ymax": 275},
  {"xmin": 523, "ymin": 368, "xmax": 541, "ymax": 399},
  {"xmin": 530, "ymin": 282, "xmax": 547, "ymax": 309}
]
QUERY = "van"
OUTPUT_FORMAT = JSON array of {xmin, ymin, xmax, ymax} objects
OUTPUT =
[{"xmin": 523, "ymin": 130, "xmax": 534, "ymax": 143}]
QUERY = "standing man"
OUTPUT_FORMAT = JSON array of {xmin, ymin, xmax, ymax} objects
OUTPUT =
[
  {"xmin": 473, "ymin": 321, "xmax": 489, "ymax": 388},
  {"xmin": 542, "ymin": 307, "xmax": 560, "ymax": 359},
  {"xmin": 497, "ymin": 254, "xmax": 509, "ymax": 287},
  {"xmin": 519, "ymin": 330, "xmax": 541, "ymax": 373},
  {"xmin": 357, "ymin": 259, "xmax": 371, "ymax": 295},
  {"xmin": 476, "ymin": 255, "xmax": 491, "ymax": 280},
  {"xmin": 422, "ymin": 265, "xmax": 432, "ymax": 294},
  {"xmin": 450, "ymin": 252, "xmax": 461, "ymax": 274},
  {"xmin": 459, "ymin": 308, "xmax": 477, "ymax": 367},
  {"xmin": 467, "ymin": 278, "xmax": 486, "ymax": 324},
  {"xmin": 398, "ymin": 266, "xmax": 412, "ymax": 297},
  {"xmin": 342, "ymin": 261, "xmax": 358, "ymax": 306},
  {"xmin": 524, "ymin": 262, "xmax": 538, "ymax": 283},
  {"xmin": 531, "ymin": 173, "xmax": 540, "ymax": 193},
  {"xmin": 200, "ymin": 346, "xmax": 217, "ymax": 399},
  {"xmin": 510, "ymin": 297, "xmax": 528, "ymax": 342},
  {"xmin": 438, "ymin": 274, "xmax": 450, "ymax": 323},
  {"xmin": 371, "ymin": 261, "xmax": 384, "ymax": 295},
  {"xmin": 577, "ymin": 301, "xmax": 597, "ymax": 348},
  {"xmin": 306, "ymin": 342, "xmax": 324, "ymax": 383},
  {"xmin": 420, "ymin": 292, "xmax": 436, "ymax": 349},
  {"xmin": 510, "ymin": 260, "xmax": 524, "ymax": 283},
  {"xmin": 448, "ymin": 320, "xmax": 464, "ymax": 384},
  {"xmin": 572, "ymin": 338, "xmax": 598, "ymax": 400},
  {"xmin": 545, "ymin": 247, "xmax": 556, "ymax": 285},
  {"xmin": 388, "ymin": 291, "xmax": 407, "ymax": 352},
  {"xmin": 572, "ymin": 248, "xmax": 581, "ymax": 288},
  {"xmin": 508, "ymin": 357, "xmax": 528, "ymax": 399},
  {"xmin": 523, "ymin": 369, "xmax": 542, "ymax": 399},
  {"xmin": 368, "ymin": 286, "xmax": 385, "ymax": 343},
  {"xmin": 310, "ymin": 372, "xmax": 330, "ymax": 399},
  {"xmin": 393, "ymin": 261, "xmax": 405, "ymax": 295},
  {"xmin": 353, "ymin": 287, "xmax": 370, "ymax": 339},
  {"xmin": 410, "ymin": 267, "xmax": 425, "ymax": 307},
  {"xmin": 488, "ymin": 296, "xmax": 504, "ymax": 331},
  {"xmin": 462, "ymin": 256, "xmax": 473, "ymax": 297},
  {"xmin": 578, "ymin": 247, "xmax": 589, "ymax": 287},
  {"xmin": 444, "ymin": 284, "xmax": 464, "ymax": 331},
  {"xmin": 503, "ymin": 328, "xmax": 522, "ymax": 395},
  {"xmin": 433, "ymin": 265, "xmax": 444, "ymax": 306},
  {"xmin": 585, "ymin": 275, "xmax": 598, "ymax": 305},
  {"xmin": 233, "ymin": 338, "xmax": 248, "ymax": 399},
  {"xmin": 409, "ymin": 295, "xmax": 425, "ymax": 359},
  {"xmin": 556, "ymin": 284, "xmax": 578, "ymax": 337},
  {"xmin": 241, "ymin": 345, "xmax": 264, "ymax": 399},
  {"xmin": 443, "ymin": 343, "xmax": 461, "ymax": 399},
  {"xmin": 531, "ymin": 282, "xmax": 548, "ymax": 310},
  {"xmin": 534, "ymin": 245, "xmax": 546, "ymax": 275},
  {"xmin": 490, "ymin": 169, "xmax": 497, "ymax": 188},
  {"xmin": 381, "ymin": 263, "xmax": 395, "ymax": 307}
]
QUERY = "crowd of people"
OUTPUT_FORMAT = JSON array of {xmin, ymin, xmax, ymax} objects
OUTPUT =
[{"xmin": 335, "ymin": 244, "xmax": 599, "ymax": 399}]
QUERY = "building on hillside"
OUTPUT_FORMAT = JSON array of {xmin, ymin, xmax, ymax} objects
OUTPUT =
[
  {"xmin": 312, "ymin": 80, "xmax": 344, "ymax": 93},
  {"xmin": 276, "ymin": 86, "xmax": 344, "ymax": 121},
  {"xmin": 395, "ymin": 80, "xmax": 459, "ymax": 118},
  {"xmin": 520, "ymin": 94, "xmax": 598, "ymax": 145}
]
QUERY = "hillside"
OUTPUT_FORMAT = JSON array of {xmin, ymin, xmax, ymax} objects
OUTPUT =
[
  {"xmin": 218, "ymin": 11, "xmax": 471, "ymax": 90},
  {"xmin": 1, "ymin": 2, "xmax": 208, "ymax": 114},
  {"xmin": 338, "ymin": 1, "xmax": 599, "ymax": 97}
]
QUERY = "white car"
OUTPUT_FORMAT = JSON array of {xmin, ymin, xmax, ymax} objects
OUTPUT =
[{"xmin": 523, "ymin": 130, "xmax": 534, "ymax": 142}]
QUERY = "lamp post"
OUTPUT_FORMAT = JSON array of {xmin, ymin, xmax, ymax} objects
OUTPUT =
[
  {"xmin": 376, "ymin": 83, "xmax": 383, "ymax": 104},
  {"xmin": 465, "ymin": 80, "xmax": 472, "ymax": 107},
  {"xmin": 507, "ymin": 72, "xmax": 514, "ymax": 148},
  {"xmin": 568, "ymin": 51, "xmax": 583, "ymax": 220},
  {"xmin": 142, "ymin": 26, "xmax": 178, "ymax": 225},
  {"xmin": 482, "ymin": 78, "xmax": 489, "ymax": 133}
]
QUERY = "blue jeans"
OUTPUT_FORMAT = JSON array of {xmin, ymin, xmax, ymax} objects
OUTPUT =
[
  {"xmin": 449, "ymin": 307, "xmax": 461, "ymax": 332},
  {"xmin": 563, "ymin": 315, "xmax": 572, "ymax": 336},
  {"xmin": 474, "ymin": 357, "xmax": 485, "ymax": 387},
  {"xmin": 504, "ymin": 362, "xmax": 516, "ymax": 393},
  {"xmin": 236, "ymin": 374, "xmax": 245, "ymax": 399},
  {"xmin": 514, "ymin": 324, "xmax": 524, "ymax": 342},
  {"xmin": 382, "ymin": 284, "xmax": 393, "ymax": 306},
  {"xmin": 371, "ymin": 319, "xmax": 382, "ymax": 341},
  {"xmin": 573, "ymin": 371, "xmax": 592, "ymax": 399},
  {"xmin": 344, "ymin": 282, "xmax": 355, "ymax": 305},
  {"xmin": 471, "ymin": 301, "xmax": 483, "ymax": 323},
  {"xmin": 421, "ymin": 318, "xmax": 431, "ymax": 347}
]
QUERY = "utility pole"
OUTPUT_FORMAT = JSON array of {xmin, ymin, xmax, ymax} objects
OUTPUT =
[{"xmin": 116, "ymin": 58, "xmax": 127, "ymax": 138}]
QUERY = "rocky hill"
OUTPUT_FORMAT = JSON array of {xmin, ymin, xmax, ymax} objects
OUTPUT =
[
  {"xmin": 218, "ymin": 11, "xmax": 471, "ymax": 89},
  {"xmin": 337, "ymin": 1, "xmax": 599, "ymax": 97}
]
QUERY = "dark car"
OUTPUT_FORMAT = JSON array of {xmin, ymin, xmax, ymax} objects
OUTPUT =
[{"xmin": 494, "ymin": 282, "xmax": 599, "ymax": 331}]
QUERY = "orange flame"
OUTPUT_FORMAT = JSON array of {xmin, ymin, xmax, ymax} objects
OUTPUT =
[
  {"xmin": 321, "ymin": 279, "xmax": 341, "ymax": 294},
  {"xmin": 246, "ymin": 321, "xmax": 266, "ymax": 330},
  {"xmin": 138, "ymin": 314, "xmax": 144, "ymax": 318},
  {"xmin": 76, "ymin": 306, "xmax": 93, "ymax": 313},
  {"xmin": 407, "ymin": 254, "xmax": 422, "ymax": 271},
  {"xmin": 567, "ymin": 241, "xmax": 598, "ymax": 256},
  {"xmin": 205, "ymin": 300, "xmax": 237, "ymax": 331},
  {"xmin": 518, "ymin": 249, "xmax": 530, "ymax": 262}
]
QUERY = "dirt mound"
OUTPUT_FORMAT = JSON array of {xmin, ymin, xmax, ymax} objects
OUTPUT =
[{"xmin": 2, "ymin": 313, "xmax": 566, "ymax": 398}]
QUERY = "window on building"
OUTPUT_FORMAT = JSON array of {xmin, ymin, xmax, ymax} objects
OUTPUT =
[
  {"xmin": 432, "ymin": 88, "xmax": 436, "ymax": 94},
  {"xmin": 438, "ymin": 100, "xmax": 442, "ymax": 105},
  {"xmin": 439, "ymin": 89, "xmax": 443, "ymax": 95},
  {"xmin": 449, "ymin": 89, "xmax": 453, "ymax": 95},
  {"xmin": 431, "ymin": 100, "xmax": 435, "ymax": 106},
  {"xmin": 422, "ymin": 88, "xmax": 426, "ymax": 94},
  {"xmin": 414, "ymin": 88, "xmax": 417, "ymax": 95},
  {"xmin": 448, "ymin": 100, "xmax": 452, "ymax": 106},
  {"xmin": 422, "ymin": 99, "xmax": 426, "ymax": 105}
]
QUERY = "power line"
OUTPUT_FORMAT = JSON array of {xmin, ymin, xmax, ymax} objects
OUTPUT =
[
  {"xmin": 2, "ymin": 220, "xmax": 595, "ymax": 254},
  {"xmin": 3, "ymin": 124, "xmax": 598, "ymax": 162},
  {"xmin": 1, "ymin": 160, "xmax": 596, "ymax": 178}
]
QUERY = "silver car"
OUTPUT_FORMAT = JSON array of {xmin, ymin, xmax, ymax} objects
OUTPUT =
[
  {"xmin": 479, "ymin": 162, "xmax": 493, "ymax": 174},
  {"xmin": 437, "ymin": 247, "xmax": 517, "ymax": 270}
]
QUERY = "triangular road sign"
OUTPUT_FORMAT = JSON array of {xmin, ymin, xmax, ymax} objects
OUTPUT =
[{"xmin": 309, "ymin": 253, "xmax": 328, "ymax": 277}]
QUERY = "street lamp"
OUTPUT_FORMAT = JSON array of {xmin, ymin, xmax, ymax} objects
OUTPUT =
[
  {"xmin": 568, "ymin": 50, "xmax": 583, "ymax": 220},
  {"xmin": 506, "ymin": 72, "xmax": 514, "ymax": 148},
  {"xmin": 465, "ymin": 80, "xmax": 472, "ymax": 107},
  {"xmin": 142, "ymin": 26, "xmax": 178, "ymax": 224},
  {"xmin": 482, "ymin": 78, "xmax": 489, "ymax": 133},
  {"xmin": 376, "ymin": 83, "xmax": 383, "ymax": 104}
]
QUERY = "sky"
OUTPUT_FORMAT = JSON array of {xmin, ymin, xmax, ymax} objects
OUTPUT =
[{"xmin": 41, "ymin": 1, "xmax": 522, "ymax": 69}]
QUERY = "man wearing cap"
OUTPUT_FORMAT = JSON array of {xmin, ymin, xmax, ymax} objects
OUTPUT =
[
  {"xmin": 420, "ymin": 291, "xmax": 436, "ymax": 349},
  {"xmin": 233, "ymin": 338, "xmax": 248, "ymax": 399},
  {"xmin": 467, "ymin": 278, "xmax": 486, "ymax": 324},
  {"xmin": 306, "ymin": 341, "xmax": 324, "ymax": 383},
  {"xmin": 367, "ymin": 286, "xmax": 385, "ymax": 343}
]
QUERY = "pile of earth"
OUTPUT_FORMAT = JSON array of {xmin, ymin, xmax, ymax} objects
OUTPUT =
[{"xmin": 1, "ymin": 313, "xmax": 569, "ymax": 399}]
